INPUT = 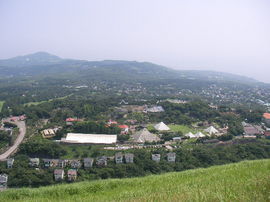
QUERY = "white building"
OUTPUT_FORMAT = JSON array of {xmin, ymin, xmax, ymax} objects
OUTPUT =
[
  {"xmin": 154, "ymin": 122, "xmax": 170, "ymax": 131},
  {"xmin": 61, "ymin": 133, "xmax": 117, "ymax": 144}
]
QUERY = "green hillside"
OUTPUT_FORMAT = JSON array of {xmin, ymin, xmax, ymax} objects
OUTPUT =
[{"xmin": 1, "ymin": 159, "xmax": 270, "ymax": 202}]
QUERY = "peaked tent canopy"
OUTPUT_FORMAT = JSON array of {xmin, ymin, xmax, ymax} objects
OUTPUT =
[
  {"xmin": 154, "ymin": 122, "xmax": 170, "ymax": 131},
  {"xmin": 204, "ymin": 126, "xmax": 219, "ymax": 135},
  {"xmin": 185, "ymin": 132, "xmax": 196, "ymax": 138},
  {"xmin": 194, "ymin": 132, "xmax": 206, "ymax": 138},
  {"xmin": 132, "ymin": 128, "xmax": 160, "ymax": 143}
]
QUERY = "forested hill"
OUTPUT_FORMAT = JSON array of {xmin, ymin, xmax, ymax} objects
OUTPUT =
[{"xmin": 0, "ymin": 52, "xmax": 259, "ymax": 85}]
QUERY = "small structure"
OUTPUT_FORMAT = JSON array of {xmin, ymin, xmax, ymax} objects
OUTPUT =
[
  {"xmin": 132, "ymin": 128, "xmax": 160, "ymax": 143},
  {"xmin": 147, "ymin": 106, "xmax": 164, "ymax": 113},
  {"xmin": 167, "ymin": 152, "xmax": 176, "ymax": 162},
  {"xmin": 66, "ymin": 118, "xmax": 82, "ymax": 126},
  {"xmin": 118, "ymin": 125, "xmax": 129, "ymax": 134},
  {"xmin": 96, "ymin": 156, "xmax": 107, "ymax": 167},
  {"xmin": 115, "ymin": 152, "xmax": 123, "ymax": 164},
  {"xmin": 125, "ymin": 153, "xmax": 134, "ymax": 163},
  {"xmin": 0, "ymin": 174, "xmax": 8, "ymax": 189},
  {"xmin": 263, "ymin": 113, "xmax": 270, "ymax": 126},
  {"xmin": 29, "ymin": 158, "xmax": 40, "ymax": 167},
  {"xmin": 204, "ymin": 126, "xmax": 219, "ymax": 135},
  {"xmin": 194, "ymin": 132, "xmax": 206, "ymax": 138},
  {"xmin": 58, "ymin": 159, "xmax": 67, "ymax": 168},
  {"xmin": 69, "ymin": 160, "xmax": 82, "ymax": 169},
  {"xmin": 67, "ymin": 169, "xmax": 77, "ymax": 181},
  {"xmin": 41, "ymin": 128, "xmax": 58, "ymax": 138},
  {"xmin": 152, "ymin": 154, "xmax": 161, "ymax": 162},
  {"xmin": 83, "ymin": 158, "xmax": 94, "ymax": 168},
  {"xmin": 154, "ymin": 122, "xmax": 170, "ymax": 131},
  {"xmin": 185, "ymin": 132, "xmax": 196, "ymax": 139},
  {"xmin": 243, "ymin": 125, "xmax": 261, "ymax": 136},
  {"xmin": 172, "ymin": 137, "xmax": 181, "ymax": 142},
  {"xmin": 7, "ymin": 158, "xmax": 14, "ymax": 168},
  {"xmin": 54, "ymin": 169, "xmax": 64, "ymax": 181}
]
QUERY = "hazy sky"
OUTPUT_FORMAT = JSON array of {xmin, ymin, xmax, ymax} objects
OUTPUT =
[{"xmin": 1, "ymin": 0, "xmax": 270, "ymax": 82}]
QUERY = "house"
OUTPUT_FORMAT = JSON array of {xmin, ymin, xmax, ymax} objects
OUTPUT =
[
  {"xmin": 167, "ymin": 152, "xmax": 176, "ymax": 162},
  {"xmin": 0, "ymin": 174, "xmax": 8, "ymax": 189},
  {"xmin": 96, "ymin": 156, "xmax": 107, "ymax": 167},
  {"xmin": 67, "ymin": 169, "xmax": 77, "ymax": 181},
  {"xmin": 83, "ymin": 158, "xmax": 94, "ymax": 168},
  {"xmin": 58, "ymin": 159, "xmax": 67, "ymax": 168},
  {"xmin": 132, "ymin": 128, "xmax": 160, "ymax": 143},
  {"xmin": 108, "ymin": 120, "xmax": 118, "ymax": 126},
  {"xmin": 41, "ymin": 128, "xmax": 58, "ymax": 138},
  {"xmin": 43, "ymin": 159, "xmax": 52, "ymax": 168},
  {"xmin": 29, "ymin": 158, "xmax": 40, "ymax": 167},
  {"xmin": 263, "ymin": 113, "xmax": 270, "ymax": 126},
  {"xmin": 7, "ymin": 158, "xmax": 14, "ymax": 168},
  {"xmin": 61, "ymin": 133, "xmax": 117, "ymax": 144},
  {"xmin": 118, "ymin": 125, "xmax": 129, "ymax": 134},
  {"xmin": 54, "ymin": 169, "xmax": 64, "ymax": 181},
  {"xmin": 65, "ymin": 118, "xmax": 82, "ymax": 126},
  {"xmin": 147, "ymin": 106, "xmax": 165, "ymax": 113},
  {"xmin": 243, "ymin": 126, "xmax": 261, "ymax": 136},
  {"xmin": 69, "ymin": 160, "xmax": 82, "ymax": 169},
  {"xmin": 124, "ymin": 153, "xmax": 134, "ymax": 163},
  {"xmin": 152, "ymin": 154, "xmax": 161, "ymax": 162},
  {"xmin": 115, "ymin": 152, "xmax": 123, "ymax": 164},
  {"xmin": 154, "ymin": 122, "xmax": 170, "ymax": 131}
]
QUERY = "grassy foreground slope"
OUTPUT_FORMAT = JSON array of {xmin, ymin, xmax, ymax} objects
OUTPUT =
[{"xmin": 1, "ymin": 160, "xmax": 270, "ymax": 202}]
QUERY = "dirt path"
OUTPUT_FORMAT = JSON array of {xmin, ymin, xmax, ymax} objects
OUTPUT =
[{"xmin": 0, "ymin": 119, "xmax": 26, "ymax": 161}]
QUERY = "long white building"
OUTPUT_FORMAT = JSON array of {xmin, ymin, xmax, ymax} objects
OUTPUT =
[{"xmin": 61, "ymin": 133, "xmax": 117, "ymax": 144}]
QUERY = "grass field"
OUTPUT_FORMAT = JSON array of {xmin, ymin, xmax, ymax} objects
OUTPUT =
[
  {"xmin": 1, "ymin": 159, "xmax": 269, "ymax": 201},
  {"xmin": 0, "ymin": 101, "xmax": 5, "ymax": 112},
  {"xmin": 24, "ymin": 95, "xmax": 71, "ymax": 107},
  {"xmin": 168, "ymin": 124, "xmax": 200, "ymax": 134}
]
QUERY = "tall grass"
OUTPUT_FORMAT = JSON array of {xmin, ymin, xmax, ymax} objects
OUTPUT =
[{"xmin": 1, "ymin": 159, "xmax": 270, "ymax": 201}]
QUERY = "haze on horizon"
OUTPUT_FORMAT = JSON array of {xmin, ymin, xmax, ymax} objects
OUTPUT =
[{"xmin": 0, "ymin": 0, "xmax": 270, "ymax": 83}]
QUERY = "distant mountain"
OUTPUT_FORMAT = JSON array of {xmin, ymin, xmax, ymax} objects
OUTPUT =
[
  {"xmin": 0, "ymin": 52, "xmax": 64, "ymax": 67},
  {"xmin": 0, "ymin": 52, "xmax": 260, "ymax": 85}
]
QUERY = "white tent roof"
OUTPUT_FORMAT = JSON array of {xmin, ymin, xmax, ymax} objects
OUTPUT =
[
  {"xmin": 132, "ymin": 128, "xmax": 160, "ymax": 143},
  {"xmin": 185, "ymin": 132, "xmax": 196, "ymax": 138},
  {"xmin": 194, "ymin": 132, "xmax": 206, "ymax": 138},
  {"xmin": 62, "ymin": 133, "xmax": 117, "ymax": 144},
  {"xmin": 154, "ymin": 122, "xmax": 170, "ymax": 131},
  {"xmin": 204, "ymin": 126, "xmax": 219, "ymax": 135}
]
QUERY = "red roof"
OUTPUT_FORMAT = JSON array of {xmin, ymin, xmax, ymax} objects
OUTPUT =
[
  {"xmin": 263, "ymin": 113, "xmax": 270, "ymax": 119},
  {"xmin": 118, "ymin": 125, "xmax": 129, "ymax": 129},
  {"xmin": 66, "ymin": 118, "xmax": 80, "ymax": 122}
]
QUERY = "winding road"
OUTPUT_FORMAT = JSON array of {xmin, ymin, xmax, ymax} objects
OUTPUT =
[{"xmin": 0, "ymin": 119, "xmax": 26, "ymax": 161}]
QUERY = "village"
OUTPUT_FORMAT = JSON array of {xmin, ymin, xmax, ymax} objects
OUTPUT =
[{"xmin": 1, "ymin": 100, "xmax": 270, "ymax": 189}]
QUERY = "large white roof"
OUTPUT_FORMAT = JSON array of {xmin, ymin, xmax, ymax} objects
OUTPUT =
[
  {"xmin": 62, "ymin": 133, "xmax": 117, "ymax": 144},
  {"xmin": 154, "ymin": 122, "xmax": 170, "ymax": 131}
]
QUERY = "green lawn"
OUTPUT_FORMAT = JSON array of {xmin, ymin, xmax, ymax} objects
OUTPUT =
[
  {"xmin": 24, "ymin": 95, "xmax": 72, "ymax": 107},
  {"xmin": 1, "ymin": 159, "xmax": 269, "ymax": 201},
  {"xmin": 0, "ymin": 101, "xmax": 5, "ymax": 112},
  {"xmin": 168, "ymin": 124, "xmax": 199, "ymax": 134}
]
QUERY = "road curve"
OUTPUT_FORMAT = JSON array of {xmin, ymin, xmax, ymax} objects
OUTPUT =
[{"xmin": 0, "ymin": 120, "xmax": 26, "ymax": 161}]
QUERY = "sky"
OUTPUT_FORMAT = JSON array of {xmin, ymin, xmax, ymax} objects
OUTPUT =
[{"xmin": 0, "ymin": 0, "xmax": 270, "ymax": 82}]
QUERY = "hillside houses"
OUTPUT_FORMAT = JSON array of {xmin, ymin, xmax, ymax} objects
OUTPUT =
[
  {"xmin": 152, "ymin": 154, "xmax": 161, "ymax": 162},
  {"xmin": 115, "ymin": 152, "xmax": 123, "ymax": 164},
  {"xmin": 7, "ymin": 158, "xmax": 14, "ymax": 168}
]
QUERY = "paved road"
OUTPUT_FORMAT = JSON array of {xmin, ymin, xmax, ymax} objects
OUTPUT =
[{"xmin": 0, "ymin": 119, "xmax": 26, "ymax": 161}]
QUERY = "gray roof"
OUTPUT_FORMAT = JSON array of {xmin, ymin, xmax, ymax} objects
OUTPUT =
[{"xmin": 132, "ymin": 128, "xmax": 160, "ymax": 143}]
